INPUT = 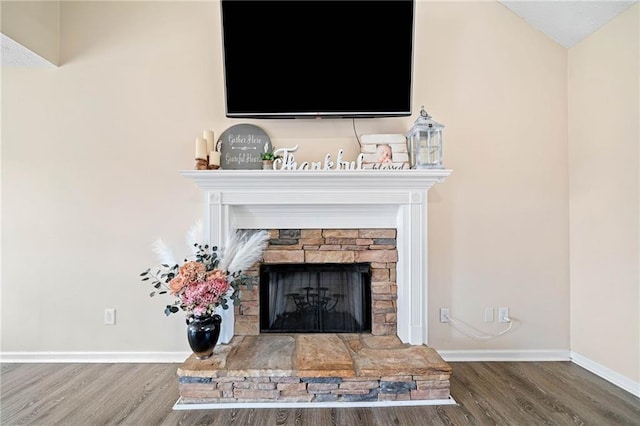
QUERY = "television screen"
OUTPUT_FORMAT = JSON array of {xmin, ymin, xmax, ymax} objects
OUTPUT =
[{"xmin": 221, "ymin": 0, "xmax": 414, "ymax": 119}]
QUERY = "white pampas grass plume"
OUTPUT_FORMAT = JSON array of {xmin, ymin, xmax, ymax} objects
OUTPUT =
[
  {"xmin": 152, "ymin": 238, "xmax": 177, "ymax": 266},
  {"xmin": 185, "ymin": 220, "xmax": 204, "ymax": 254},
  {"xmin": 219, "ymin": 230, "xmax": 270, "ymax": 274}
]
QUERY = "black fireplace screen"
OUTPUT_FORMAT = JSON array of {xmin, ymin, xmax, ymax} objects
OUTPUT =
[{"xmin": 260, "ymin": 263, "xmax": 371, "ymax": 333}]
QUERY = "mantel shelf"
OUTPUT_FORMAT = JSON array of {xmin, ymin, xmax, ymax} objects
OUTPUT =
[{"xmin": 180, "ymin": 169, "xmax": 453, "ymax": 192}]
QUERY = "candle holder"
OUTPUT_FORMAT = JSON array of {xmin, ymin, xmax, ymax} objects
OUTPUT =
[
  {"xmin": 208, "ymin": 164, "xmax": 220, "ymax": 170},
  {"xmin": 194, "ymin": 158, "xmax": 208, "ymax": 170}
]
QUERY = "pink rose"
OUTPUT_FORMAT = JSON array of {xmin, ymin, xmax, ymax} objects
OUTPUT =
[
  {"xmin": 169, "ymin": 276, "xmax": 186, "ymax": 295},
  {"xmin": 178, "ymin": 261, "xmax": 206, "ymax": 284}
]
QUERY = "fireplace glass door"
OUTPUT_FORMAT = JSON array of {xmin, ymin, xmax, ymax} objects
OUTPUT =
[{"xmin": 260, "ymin": 263, "xmax": 371, "ymax": 333}]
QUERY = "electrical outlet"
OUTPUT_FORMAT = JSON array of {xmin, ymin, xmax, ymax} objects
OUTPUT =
[
  {"xmin": 440, "ymin": 307, "xmax": 450, "ymax": 323},
  {"xmin": 484, "ymin": 307, "xmax": 494, "ymax": 322},
  {"xmin": 104, "ymin": 308, "xmax": 116, "ymax": 325},
  {"xmin": 498, "ymin": 307, "xmax": 510, "ymax": 323}
]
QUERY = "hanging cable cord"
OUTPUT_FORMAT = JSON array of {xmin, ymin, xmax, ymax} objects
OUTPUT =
[
  {"xmin": 446, "ymin": 313, "xmax": 516, "ymax": 342},
  {"xmin": 352, "ymin": 118, "xmax": 362, "ymax": 149}
]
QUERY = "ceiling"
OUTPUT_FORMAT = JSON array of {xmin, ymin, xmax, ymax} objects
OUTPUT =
[
  {"xmin": 499, "ymin": 0, "xmax": 638, "ymax": 48},
  {"xmin": 1, "ymin": 33, "xmax": 56, "ymax": 67}
]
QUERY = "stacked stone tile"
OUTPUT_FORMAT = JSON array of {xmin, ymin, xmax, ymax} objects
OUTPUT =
[{"xmin": 235, "ymin": 228, "xmax": 398, "ymax": 336}]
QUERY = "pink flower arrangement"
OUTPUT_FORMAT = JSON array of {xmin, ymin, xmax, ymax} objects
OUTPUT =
[
  {"xmin": 141, "ymin": 229, "xmax": 270, "ymax": 318},
  {"xmin": 171, "ymin": 265, "xmax": 231, "ymax": 316}
]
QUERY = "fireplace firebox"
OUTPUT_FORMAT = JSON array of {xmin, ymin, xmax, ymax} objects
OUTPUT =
[{"xmin": 260, "ymin": 263, "xmax": 372, "ymax": 333}]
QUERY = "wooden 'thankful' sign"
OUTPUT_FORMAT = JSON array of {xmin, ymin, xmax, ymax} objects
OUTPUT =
[{"xmin": 218, "ymin": 124, "xmax": 272, "ymax": 170}]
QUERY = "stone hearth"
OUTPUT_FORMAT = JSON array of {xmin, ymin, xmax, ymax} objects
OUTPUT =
[{"xmin": 177, "ymin": 334, "xmax": 451, "ymax": 404}]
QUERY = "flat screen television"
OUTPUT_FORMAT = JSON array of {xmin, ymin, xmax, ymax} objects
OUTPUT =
[{"xmin": 220, "ymin": 0, "xmax": 415, "ymax": 119}]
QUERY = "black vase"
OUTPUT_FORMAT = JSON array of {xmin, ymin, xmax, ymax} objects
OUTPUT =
[{"xmin": 186, "ymin": 314, "xmax": 222, "ymax": 360}]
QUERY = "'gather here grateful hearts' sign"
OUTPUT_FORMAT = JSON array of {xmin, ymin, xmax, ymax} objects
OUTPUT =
[{"xmin": 218, "ymin": 124, "xmax": 272, "ymax": 170}]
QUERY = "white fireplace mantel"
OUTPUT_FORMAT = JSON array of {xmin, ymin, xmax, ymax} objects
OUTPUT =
[{"xmin": 180, "ymin": 169, "xmax": 452, "ymax": 345}]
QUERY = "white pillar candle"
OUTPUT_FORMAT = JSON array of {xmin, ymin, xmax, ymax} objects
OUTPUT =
[
  {"xmin": 209, "ymin": 151, "xmax": 221, "ymax": 166},
  {"xmin": 195, "ymin": 137, "xmax": 207, "ymax": 160},
  {"xmin": 204, "ymin": 130, "xmax": 215, "ymax": 154}
]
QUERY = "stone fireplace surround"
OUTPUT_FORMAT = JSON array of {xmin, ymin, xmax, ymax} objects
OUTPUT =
[
  {"xmin": 244, "ymin": 228, "xmax": 398, "ymax": 336},
  {"xmin": 181, "ymin": 169, "xmax": 452, "ymax": 345}
]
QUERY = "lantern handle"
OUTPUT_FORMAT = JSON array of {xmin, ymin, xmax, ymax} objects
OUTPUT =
[{"xmin": 419, "ymin": 106, "xmax": 430, "ymax": 118}]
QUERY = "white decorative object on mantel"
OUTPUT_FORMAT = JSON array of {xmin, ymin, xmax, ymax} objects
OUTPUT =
[
  {"xmin": 273, "ymin": 145, "xmax": 365, "ymax": 171},
  {"xmin": 180, "ymin": 169, "xmax": 452, "ymax": 346},
  {"xmin": 407, "ymin": 106, "xmax": 445, "ymax": 169}
]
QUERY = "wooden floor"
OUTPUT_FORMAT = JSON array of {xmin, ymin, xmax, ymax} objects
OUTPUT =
[{"xmin": 2, "ymin": 361, "xmax": 639, "ymax": 425}]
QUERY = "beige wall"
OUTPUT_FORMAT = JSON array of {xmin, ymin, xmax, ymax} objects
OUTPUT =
[
  {"xmin": 0, "ymin": 0, "xmax": 60, "ymax": 65},
  {"xmin": 568, "ymin": 4, "xmax": 639, "ymax": 383},
  {"xmin": 2, "ymin": 2, "xmax": 569, "ymax": 354},
  {"xmin": 424, "ymin": 1, "xmax": 569, "ymax": 351}
]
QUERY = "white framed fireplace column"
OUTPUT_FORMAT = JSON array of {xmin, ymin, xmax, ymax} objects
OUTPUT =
[{"xmin": 181, "ymin": 169, "xmax": 451, "ymax": 346}]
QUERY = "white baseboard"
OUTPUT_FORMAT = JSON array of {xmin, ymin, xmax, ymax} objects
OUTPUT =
[
  {"xmin": 0, "ymin": 351, "xmax": 191, "ymax": 363},
  {"xmin": 438, "ymin": 349, "xmax": 571, "ymax": 362},
  {"xmin": 4, "ymin": 349, "xmax": 570, "ymax": 364},
  {"xmin": 0, "ymin": 349, "xmax": 572, "ymax": 364},
  {"xmin": 571, "ymin": 351, "xmax": 640, "ymax": 398}
]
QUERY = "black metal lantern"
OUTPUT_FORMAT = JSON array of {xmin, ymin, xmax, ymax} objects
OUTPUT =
[{"xmin": 406, "ymin": 106, "xmax": 444, "ymax": 169}]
